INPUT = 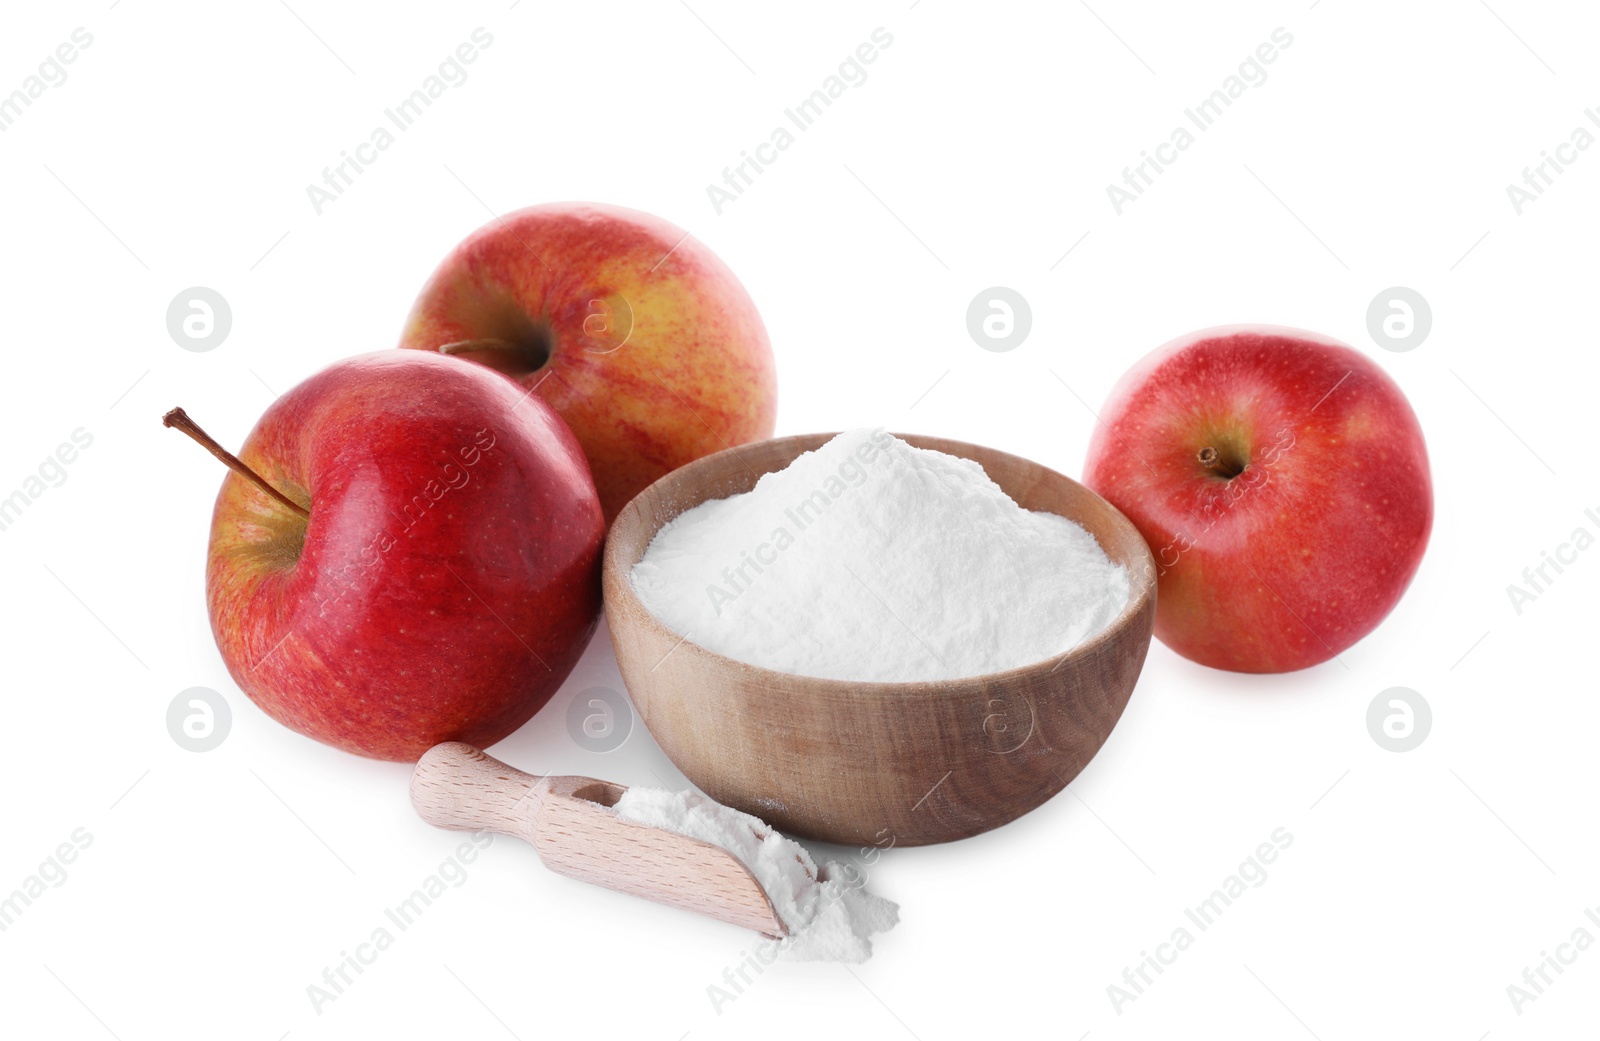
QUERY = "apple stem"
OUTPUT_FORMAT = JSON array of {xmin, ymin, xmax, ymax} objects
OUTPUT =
[
  {"xmin": 1197, "ymin": 446, "xmax": 1245, "ymax": 479},
  {"xmin": 437, "ymin": 338, "xmax": 516, "ymax": 356},
  {"xmin": 162, "ymin": 407, "xmax": 310, "ymax": 520}
]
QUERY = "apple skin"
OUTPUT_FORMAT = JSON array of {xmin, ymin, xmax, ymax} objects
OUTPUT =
[
  {"xmin": 1083, "ymin": 325, "xmax": 1432, "ymax": 673},
  {"xmin": 397, "ymin": 202, "xmax": 778, "ymax": 522},
  {"xmin": 205, "ymin": 351, "xmax": 604, "ymax": 761}
]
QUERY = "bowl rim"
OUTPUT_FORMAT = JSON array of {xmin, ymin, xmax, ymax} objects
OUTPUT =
[{"xmin": 603, "ymin": 431, "xmax": 1157, "ymax": 697}]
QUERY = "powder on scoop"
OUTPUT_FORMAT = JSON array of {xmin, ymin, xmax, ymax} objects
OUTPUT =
[
  {"xmin": 613, "ymin": 787, "xmax": 898, "ymax": 962},
  {"xmin": 630, "ymin": 428, "xmax": 1129, "ymax": 682}
]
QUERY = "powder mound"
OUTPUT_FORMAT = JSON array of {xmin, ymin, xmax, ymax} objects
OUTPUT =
[
  {"xmin": 613, "ymin": 787, "xmax": 898, "ymax": 963},
  {"xmin": 631, "ymin": 428, "xmax": 1129, "ymax": 682}
]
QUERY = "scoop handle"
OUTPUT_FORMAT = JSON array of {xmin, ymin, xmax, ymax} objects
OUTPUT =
[
  {"xmin": 411, "ymin": 743, "xmax": 789, "ymax": 938},
  {"xmin": 410, "ymin": 742, "xmax": 547, "ymax": 841}
]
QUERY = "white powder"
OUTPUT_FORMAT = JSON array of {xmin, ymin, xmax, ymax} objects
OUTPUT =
[
  {"xmin": 631, "ymin": 428, "xmax": 1129, "ymax": 682},
  {"xmin": 613, "ymin": 787, "xmax": 898, "ymax": 962}
]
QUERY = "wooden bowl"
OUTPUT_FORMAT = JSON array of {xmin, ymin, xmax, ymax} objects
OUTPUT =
[{"xmin": 602, "ymin": 433, "xmax": 1156, "ymax": 847}]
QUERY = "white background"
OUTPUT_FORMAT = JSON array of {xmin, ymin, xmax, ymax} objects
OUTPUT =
[{"xmin": 2, "ymin": 1, "xmax": 1596, "ymax": 1038}]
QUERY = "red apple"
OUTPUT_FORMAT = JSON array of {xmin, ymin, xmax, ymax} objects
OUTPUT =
[
  {"xmin": 184, "ymin": 351, "xmax": 604, "ymax": 760},
  {"xmin": 397, "ymin": 202, "xmax": 778, "ymax": 522},
  {"xmin": 1083, "ymin": 325, "xmax": 1432, "ymax": 673}
]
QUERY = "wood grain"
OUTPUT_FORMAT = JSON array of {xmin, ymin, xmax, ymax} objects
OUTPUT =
[
  {"xmin": 603, "ymin": 433, "xmax": 1158, "ymax": 847},
  {"xmin": 410, "ymin": 742, "xmax": 787, "ymax": 936}
]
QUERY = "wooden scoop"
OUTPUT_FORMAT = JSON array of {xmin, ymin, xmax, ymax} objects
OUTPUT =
[{"xmin": 410, "ymin": 742, "xmax": 788, "ymax": 938}]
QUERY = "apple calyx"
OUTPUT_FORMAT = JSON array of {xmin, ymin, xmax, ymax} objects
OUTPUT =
[{"xmin": 162, "ymin": 407, "xmax": 311, "ymax": 519}]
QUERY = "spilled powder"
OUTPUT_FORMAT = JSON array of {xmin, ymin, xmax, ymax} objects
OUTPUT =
[
  {"xmin": 614, "ymin": 787, "xmax": 897, "ymax": 963},
  {"xmin": 631, "ymin": 428, "xmax": 1129, "ymax": 682}
]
